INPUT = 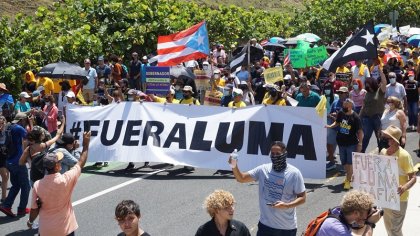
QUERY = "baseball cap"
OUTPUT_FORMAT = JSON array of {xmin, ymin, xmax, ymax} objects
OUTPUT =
[
  {"xmin": 142, "ymin": 56, "xmax": 148, "ymax": 60},
  {"xmin": 37, "ymin": 86, "xmax": 45, "ymax": 92},
  {"xmin": 337, "ymin": 86, "xmax": 349, "ymax": 93},
  {"xmin": 182, "ymin": 85, "xmax": 194, "ymax": 94},
  {"xmin": 19, "ymin": 92, "xmax": 31, "ymax": 98},
  {"xmin": 56, "ymin": 133, "xmax": 75, "ymax": 146},
  {"xmin": 32, "ymin": 90, "xmax": 41, "ymax": 98},
  {"xmin": 98, "ymin": 56, "xmax": 104, "ymax": 61},
  {"xmin": 12, "ymin": 112, "xmax": 28, "ymax": 124},
  {"xmin": 66, "ymin": 91, "xmax": 76, "ymax": 98},
  {"xmin": 43, "ymin": 152, "xmax": 64, "ymax": 170},
  {"xmin": 408, "ymin": 71, "xmax": 415, "ymax": 76}
]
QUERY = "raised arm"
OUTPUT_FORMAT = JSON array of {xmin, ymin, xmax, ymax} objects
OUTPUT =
[
  {"xmin": 45, "ymin": 116, "xmax": 66, "ymax": 147},
  {"xmin": 77, "ymin": 131, "xmax": 91, "ymax": 168},
  {"xmin": 379, "ymin": 69, "xmax": 387, "ymax": 93}
]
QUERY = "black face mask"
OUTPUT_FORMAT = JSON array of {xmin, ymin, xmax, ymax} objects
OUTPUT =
[
  {"xmin": 271, "ymin": 152, "xmax": 287, "ymax": 172},
  {"xmin": 342, "ymin": 107, "xmax": 349, "ymax": 113},
  {"xmin": 183, "ymin": 94, "xmax": 191, "ymax": 99},
  {"xmin": 381, "ymin": 138, "xmax": 390, "ymax": 149}
]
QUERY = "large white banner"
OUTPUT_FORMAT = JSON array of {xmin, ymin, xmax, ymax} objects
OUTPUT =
[
  {"xmin": 66, "ymin": 103, "xmax": 326, "ymax": 178},
  {"xmin": 352, "ymin": 152, "xmax": 400, "ymax": 211}
]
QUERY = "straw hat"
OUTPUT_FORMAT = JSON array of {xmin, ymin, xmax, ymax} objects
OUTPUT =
[{"xmin": 381, "ymin": 125, "xmax": 402, "ymax": 144}]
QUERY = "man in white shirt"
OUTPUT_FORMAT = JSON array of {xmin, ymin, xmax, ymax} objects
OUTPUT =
[
  {"xmin": 82, "ymin": 58, "xmax": 98, "ymax": 103},
  {"xmin": 386, "ymin": 72, "xmax": 408, "ymax": 114}
]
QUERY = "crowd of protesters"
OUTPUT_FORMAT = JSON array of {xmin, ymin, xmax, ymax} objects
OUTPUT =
[{"xmin": 0, "ymin": 35, "xmax": 419, "ymax": 235}]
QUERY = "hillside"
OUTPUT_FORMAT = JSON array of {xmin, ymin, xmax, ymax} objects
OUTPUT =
[{"xmin": 0, "ymin": 0, "xmax": 302, "ymax": 17}]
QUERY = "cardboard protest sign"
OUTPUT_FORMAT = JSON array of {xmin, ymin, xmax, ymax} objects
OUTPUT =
[
  {"xmin": 194, "ymin": 69, "xmax": 211, "ymax": 90},
  {"xmin": 352, "ymin": 152, "xmax": 400, "ymax": 211},
  {"xmin": 146, "ymin": 67, "xmax": 171, "ymax": 96},
  {"xmin": 203, "ymin": 90, "xmax": 221, "ymax": 106},
  {"xmin": 306, "ymin": 46, "xmax": 328, "ymax": 67},
  {"xmin": 284, "ymin": 49, "xmax": 306, "ymax": 68},
  {"xmin": 336, "ymin": 72, "xmax": 352, "ymax": 85},
  {"xmin": 264, "ymin": 67, "xmax": 283, "ymax": 84}
]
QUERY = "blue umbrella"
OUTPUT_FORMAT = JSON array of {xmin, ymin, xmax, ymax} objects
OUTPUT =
[
  {"xmin": 374, "ymin": 24, "xmax": 391, "ymax": 34},
  {"xmin": 407, "ymin": 35, "xmax": 420, "ymax": 47},
  {"xmin": 269, "ymin": 37, "xmax": 285, "ymax": 44}
]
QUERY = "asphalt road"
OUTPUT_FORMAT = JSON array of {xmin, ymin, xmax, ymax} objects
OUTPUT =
[{"xmin": 1, "ymin": 131, "xmax": 419, "ymax": 236}]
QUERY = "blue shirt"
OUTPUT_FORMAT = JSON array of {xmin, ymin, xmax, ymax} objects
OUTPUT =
[
  {"xmin": 14, "ymin": 101, "xmax": 31, "ymax": 113},
  {"xmin": 236, "ymin": 70, "xmax": 249, "ymax": 82},
  {"xmin": 8, "ymin": 124, "xmax": 27, "ymax": 165}
]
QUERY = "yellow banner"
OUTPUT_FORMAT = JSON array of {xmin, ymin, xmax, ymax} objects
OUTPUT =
[{"xmin": 264, "ymin": 67, "xmax": 283, "ymax": 84}]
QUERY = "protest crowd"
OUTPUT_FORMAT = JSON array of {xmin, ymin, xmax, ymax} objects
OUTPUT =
[{"xmin": 0, "ymin": 20, "xmax": 420, "ymax": 236}]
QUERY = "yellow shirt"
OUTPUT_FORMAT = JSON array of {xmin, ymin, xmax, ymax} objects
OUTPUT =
[
  {"xmin": 179, "ymin": 97, "xmax": 200, "ymax": 105},
  {"xmin": 153, "ymin": 96, "xmax": 179, "ymax": 104},
  {"xmin": 216, "ymin": 78, "xmax": 226, "ymax": 87},
  {"xmin": 52, "ymin": 79, "xmax": 76, "ymax": 94},
  {"xmin": 380, "ymin": 147, "xmax": 416, "ymax": 201},
  {"xmin": 228, "ymin": 101, "xmax": 246, "ymax": 108},
  {"xmin": 36, "ymin": 77, "xmax": 54, "ymax": 95},
  {"xmin": 262, "ymin": 97, "xmax": 286, "ymax": 106}
]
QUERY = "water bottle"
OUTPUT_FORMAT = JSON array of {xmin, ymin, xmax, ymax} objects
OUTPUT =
[{"xmin": 230, "ymin": 149, "xmax": 238, "ymax": 168}]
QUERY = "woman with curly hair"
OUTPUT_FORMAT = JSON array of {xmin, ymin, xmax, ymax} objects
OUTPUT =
[{"xmin": 196, "ymin": 189, "xmax": 250, "ymax": 236}]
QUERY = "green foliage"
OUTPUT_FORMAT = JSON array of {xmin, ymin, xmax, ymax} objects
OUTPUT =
[
  {"xmin": 292, "ymin": 0, "xmax": 420, "ymax": 42},
  {"xmin": 0, "ymin": 0, "xmax": 293, "ymax": 96}
]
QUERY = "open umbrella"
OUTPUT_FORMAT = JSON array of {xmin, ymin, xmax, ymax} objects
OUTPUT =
[
  {"xmin": 170, "ymin": 65, "xmax": 196, "ymax": 80},
  {"xmin": 269, "ymin": 37, "xmax": 285, "ymax": 44},
  {"xmin": 408, "ymin": 35, "xmax": 420, "ymax": 47},
  {"xmin": 284, "ymin": 37, "xmax": 299, "ymax": 46},
  {"xmin": 408, "ymin": 27, "xmax": 420, "ymax": 36},
  {"xmin": 37, "ymin": 62, "xmax": 88, "ymax": 80},
  {"xmin": 374, "ymin": 24, "xmax": 391, "ymax": 34},
  {"xmin": 386, "ymin": 50, "xmax": 402, "ymax": 62},
  {"xmin": 296, "ymin": 33, "xmax": 321, "ymax": 42},
  {"xmin": 263, "ymin": 42, "xmax": 285, "ymax": 51}
]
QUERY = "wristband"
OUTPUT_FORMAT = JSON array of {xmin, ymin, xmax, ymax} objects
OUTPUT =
[{"xmin": 27, "ymin": 219, "xmax": 33, "ymax": 225}]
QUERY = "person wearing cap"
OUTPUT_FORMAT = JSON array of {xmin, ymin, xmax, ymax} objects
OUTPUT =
[
  {"xmin": 403, "ymin": 71, "xmax": 419, "ymax": 131},
  {"xmin": 149, "ymin": 88, "xmax": 179, "ymax": 104},
  {"xmin": 0, "ymin": 112, "xmax": 30, "ymax": 217},
  {"xmin": 378, "ymin": 47, "xmax": 388, "ymax": 65},
  {"xmin": 140, "ymin": 56, "xmax": 150, "ymax": 92},
  {"xmin": 220, "ymin": 84, "xmax": 234, "ymax": 107},
  {"xmin": 351, "ymin": 60, "xmax": 370, "ymax": 85},
  {"xmin": 83, "ymin": 58, "xmax": 98, "ymax": 104},
  {"xmin": 386, "ymin": 72, "xmax": 408, "ymax": 114},
  {"xmin": 379, "ymin": 125, "xmax": 416, "ymax": 236},
  {"xmin": 238, "ymin": 80, "xmax": 255, "ymax": 105},
  {"xmin": 27, "ymin": 131, "xmax": 91, "ymax": 235},
  {"xmin": 49, "ymin": 133, "xmax": 81, "ymax": 174},
  {"xmin": 129, "ymin": 52, "xmax": 141, "ymax": 90},
  {"xmin": 96, "ymin": 55, "xmax": 111, "ymax": 84},
  {"xmin": 0, "ymin": 83, "xmax": 15, "ymax": 121},
  {"xmin": 14, "ymin": 92, "xmax": 31, "ymax": 113},
  {"xmin": 296, "ymin": 82, "xmax": 321, "ymax": 107},
  {"xmin": 262, "ymin": 84, "xmax": 286, "ymax": 106},
  {"xmin": 326, "ymin": 98, "xmax": 363, "ymax": 190},
  {"xmin": 66, "ymin": 91, "xmax": 78, "ymax": 105},
  {"xmin": 179, "ymin": 86, "xmax": 200, "ymax": 105},
  {"xmin": 228, "ymin": 88, "xmax": 246, "ymax": 108},
  {"xmin": 36, "ymin": 76, "xmax": 54, "ymax": 96}
]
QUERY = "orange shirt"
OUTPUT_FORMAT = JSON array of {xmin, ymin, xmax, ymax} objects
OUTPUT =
[
  {"xmin": 32, "ymin": 165, "xmax": 81, "ymax": 236},
  {"xmin": 112, "ymin": 63, "xmax": 122, "ymax": 82}
]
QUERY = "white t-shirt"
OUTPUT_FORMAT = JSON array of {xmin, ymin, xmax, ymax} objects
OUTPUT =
[
  {"xmin": 84, "ymin": 67, "xmax": 98, "ymax": 90},
  {"xmin": 248, "ymin": 163, "xmax": 305, "ymax": 230},
  {"xmin": 386, "ymin": 83, "xmax": 406, "ymax": 101},
  {"xmin": 351, "ymin": 65, "xmax": 370, "ymax": 84}
]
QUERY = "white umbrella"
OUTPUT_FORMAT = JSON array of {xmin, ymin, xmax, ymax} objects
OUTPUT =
[
  {"xmin": 296, "ymin": 33, "xmax": 321, "ymax": 42},
  {"xmin": 408, "ymin": 27, "xmax": 420, "ymax": 36}
]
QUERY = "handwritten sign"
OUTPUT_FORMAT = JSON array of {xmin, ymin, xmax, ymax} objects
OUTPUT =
[
  {"xmin": 306, "ymin": 46, "xmax": 328, "ymax": 67},
  {"xmin": 146, "ymin": 67, "xmax": 171, "ymax": 96},
  {"xmin": 264, "ymin": 67, "xmax": 283, "ymax": 84},
  {"xmin": 352, "ymin": 152, "xmax": 400, "ymax": 211},
  {"xmin": 284, "ymin": 49, "xmax": 306, "ymax": 68}
]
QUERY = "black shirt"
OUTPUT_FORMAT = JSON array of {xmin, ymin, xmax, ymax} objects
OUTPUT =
[
  {"xmin": 336, "ymin": 111, "xmax": 362, "ymax": 146},
  {"xmin": 403, "ymin": 80, "xmax": 419, "ymax": 103},
  {"xmin": 195, "ymin": 218, "xmax": 251, "ymax": 236}
]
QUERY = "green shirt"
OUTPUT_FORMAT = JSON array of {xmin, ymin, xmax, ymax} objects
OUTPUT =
[{"xmin": 296, "ymin": 91, "xmax": 321, "ymax": 107}]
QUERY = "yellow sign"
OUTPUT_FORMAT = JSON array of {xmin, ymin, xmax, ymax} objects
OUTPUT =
[{"xmin": 264, "ymin": 67, "xmax": 283, "ymax": 84}]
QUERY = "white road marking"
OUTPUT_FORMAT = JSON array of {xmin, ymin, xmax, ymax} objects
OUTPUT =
[{"xmin": 72, "ymin": 169, "xmax": 165, "ymax": 207}]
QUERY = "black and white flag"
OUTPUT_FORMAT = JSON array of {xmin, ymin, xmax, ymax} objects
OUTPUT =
[
  {"xmin": 323, "ymin": 21, "xmax": 378, "ymax": 72},
  {"xmin": 229, "ymin": 44, "xmax": 264, "ymax": 72}
]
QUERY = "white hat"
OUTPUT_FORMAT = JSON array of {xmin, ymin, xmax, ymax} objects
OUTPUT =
[
  {"xmin": 182, "ymin": 85, "xmax": 194, "ymax": 94},
  {"xmin": 213, "ymin": 69, "xmax": 221, "ymax": 74},
  {"xmin": 66, "ymin": 91, "xmax": 76, "ymax": 98},
  {"xmin": 232, "ymin": 88, "xmax": 243, "ymax": 97},
  {"xmin": 37, "ymin": 86, "xmax": 45, "ymax": 92},
  {"xmin": 284, "ymin": 74, "xmax": 292, "ymax": 80},
  {"xmin": 142, "ymin": 56, "xmax": 148, "ymax": 60},
  {"xmin": 19, "ymin": 92, "xmax": 31, "ymax": 98}
]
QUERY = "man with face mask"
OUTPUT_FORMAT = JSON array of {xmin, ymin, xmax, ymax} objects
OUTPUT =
[
  {"xmin": 179, "ymin": 86, "xmax": 200, "ymax": 105},
  {"xmin": 386, "ymin": 72, "xmax": 408, "ymax": 114},
  {"xmin": 262, "ymin": 84, "xmax": 286, "ymax": 106},
  {"xmin": 326, "ymin": 98, "xmax": 363, "ymax": 190},
  {"xmin": 220, "ymin": 84, "xmax": 233, "ymax": 107},
  {"xmin": 229, "ymin": 141, "xmax": 306, "ymax": 236},
  {"xmin": 403, "ymin": 71, "xmax": 419, "ymax": 131}
]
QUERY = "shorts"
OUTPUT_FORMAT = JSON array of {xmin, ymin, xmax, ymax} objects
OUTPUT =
[
  {"xmin": 327, "ymin": 128, "xmax": 337, "ymax": 145},
  {"xmin": 339, "ymin": 144, "xmax": 357, "ymax": 165},
  {"xmin": 82, "ymin": 89, "xmax": 95, "ymax": 102}
]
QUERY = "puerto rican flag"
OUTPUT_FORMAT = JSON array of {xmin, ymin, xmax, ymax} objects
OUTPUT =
[{"xmin": 157, "ymin": 21, "xmax": 210, "ymax": 66}]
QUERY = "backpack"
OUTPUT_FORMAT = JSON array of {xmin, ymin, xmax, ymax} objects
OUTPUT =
[
  {"xmin": 4, "ymin": 124, "xmax": 17, "ymax": 159},
  {"xmin": 303, "ymin": 208, "xmax": 344, "ymax": 236},
  {"xmin": 29, "ymin": 149, "xmax": 47, "ymax": 182}
]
